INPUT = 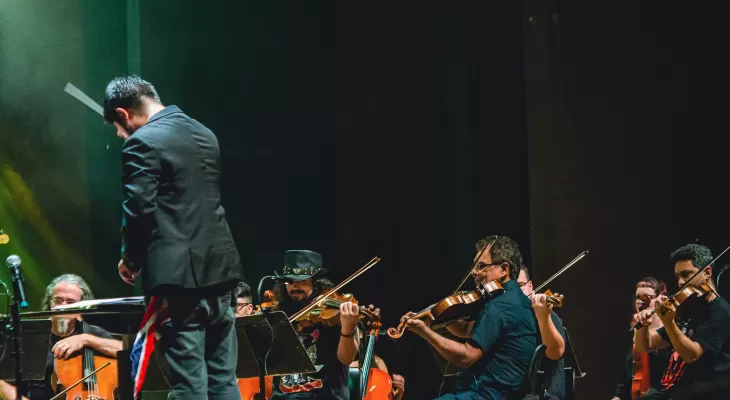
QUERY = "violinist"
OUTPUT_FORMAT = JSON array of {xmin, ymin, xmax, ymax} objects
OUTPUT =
[
  {"xmin": 270, "ymin": 250, "xmax": 360, "ymax": 400},
  {"xmin": 0, "ymin": 274, "xmax": 122, "ymax": 400},
  {"xmin": 611, "ymin": 277, "xmax": 670, "ymax": 400},
  {"xmin": 400, "ymin": 235, "xmax": 537, "ymax": 400},
  {"xmin": 634, "ymin": 244, "xmax": 730, "ymax": 398},
  {"xmin": 518, "ymin": 266, "xmax": 566, "ymax": 400}
]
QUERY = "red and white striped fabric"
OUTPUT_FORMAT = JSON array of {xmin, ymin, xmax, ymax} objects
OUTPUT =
[{"xmin": 132, "ymin": 296, "xmax": 170, "ymax": 400}]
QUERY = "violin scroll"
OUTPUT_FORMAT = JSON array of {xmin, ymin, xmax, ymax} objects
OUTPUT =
[
  {"xmin": 544, "ymin": 289, "xmax": 564, "ymax": 308},
  {"xmin": 386, "ymin": 322, "xmax": 407, "ymax": 339}
]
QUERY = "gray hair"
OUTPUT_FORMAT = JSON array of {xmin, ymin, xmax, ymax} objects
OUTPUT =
[{"xmin": 41, "ymin": 274, "xmax": 95, "ymax": 311}]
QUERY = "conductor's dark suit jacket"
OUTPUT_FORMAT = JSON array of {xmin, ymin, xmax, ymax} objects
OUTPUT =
[{"xmin": 120, "ymin": 105, "xmax": 243, "ymax": 295}]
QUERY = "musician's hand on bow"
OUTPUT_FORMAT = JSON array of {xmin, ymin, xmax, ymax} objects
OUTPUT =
[
  {"xmin": 654, "ymin": 295, "xmax": 675, "ymax": 324},
  {"xmin": 118, "ymin": 259, "xmax": 139, "ymax": 285},
  {"xmin": 532, "ymin": 293, "xmax": 552, "ymax": 319},
  {"xmin": 340, "ymin": 301, "xmax": 360, "ymax": 335},
  {"xmin": 52, "ymin": 334, "xmax": 88, "ymax": 360},
  {"xmin": 636, "ymin": 308, "xmax": 656, "ymax": 329}
]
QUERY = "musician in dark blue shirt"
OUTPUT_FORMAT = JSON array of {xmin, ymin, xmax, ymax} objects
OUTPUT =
[{"xmin": 401, "ymin": 235, "xmax": 538, "ymax": 399}]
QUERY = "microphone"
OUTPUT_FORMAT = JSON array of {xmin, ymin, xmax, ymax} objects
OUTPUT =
[{"xmin": 6, "ymin": 255, "xmax": 28, "ymax": 308}]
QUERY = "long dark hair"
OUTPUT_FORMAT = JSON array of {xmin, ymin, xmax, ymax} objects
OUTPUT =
[{"xmin": 272, "ymin": 276, "xmax": 335, "ymax": 315}]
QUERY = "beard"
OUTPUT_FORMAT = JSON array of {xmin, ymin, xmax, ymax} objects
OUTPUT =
[
  {"xmin": 281, "ymin": 292, "xmax": 314, "ymax": 315},
  {"xmin": 53, "ymin": 317, "xmax": 73, "ymax": 336}
]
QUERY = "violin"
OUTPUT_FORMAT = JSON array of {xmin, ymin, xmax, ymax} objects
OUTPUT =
[
  {"xmin": 292, "ymin": 292, "xmax": 379, "ymax": 328},
  {"xmin": 287, "ymin": 257, "xmax": 382, "ymax": 327},
  {"xmin": 631, "ymin": 243, "xmax": 730, "ymax": 332},
  {"xmin": 539, "ymin": 289, "xmax": 565, "ymax": 308},
  {"xmin": 386, "ymin": 240, "xmax": 503, "ymax": 339},
  {"xmin": 52, "ymin": 322, "xmax": 118, "ymax": 400},
  {"xmin": 254, "ymin": 290, "xmax": 277, "ymax": 314},
  {"xmin": 387, "ymin": 280, "xmax": 504, "ymax": 339},
  {"xmin": 631, "ymin": 283, "xmax": 714, "ymax": 331}
]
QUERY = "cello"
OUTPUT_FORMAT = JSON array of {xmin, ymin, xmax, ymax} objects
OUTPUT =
[
  {"xmin": 359, "ymin": 321, "xmax": 393, "ymax": 400},
  {"xmin": 52, "ymin": 321, "xmax": 118, "ymax": 400}
]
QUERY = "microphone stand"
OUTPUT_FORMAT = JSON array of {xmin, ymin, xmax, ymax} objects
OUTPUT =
[
  {"xmin": 8, "ymin": 286, "xmax": 24, "ymax": 400},
  {"xmin": 255, "ymin": 276, "xmax": 276, "ymax": 400}
]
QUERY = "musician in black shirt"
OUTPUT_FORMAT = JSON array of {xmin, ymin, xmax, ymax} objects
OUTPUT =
[
  {"xmin": 635, "ymin": 244, "xmax": 730, "ymax": 398},
  {"xmin": 0, "ymin": 274, "xmax": 122, "ymax": 400}
]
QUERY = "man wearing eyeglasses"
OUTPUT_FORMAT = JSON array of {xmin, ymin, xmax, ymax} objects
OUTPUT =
[
  {"xmin": 518, "ymin": 266, "xmax": 566, "ymax": 400},
  {"xmin": 0, "ymin": 274, "xmax": 122, "ymax": 400},
  {"xmin": 236, "ymin": 282, "xmax": 255, "ymax": 317},
  {"xmin": 399, "ymin": 235, "xmax": 538, "ymax": 399}
]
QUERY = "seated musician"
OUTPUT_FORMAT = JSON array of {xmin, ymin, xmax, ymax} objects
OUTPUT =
[
  {"xmin": 269, "ymin": 250, "xmax": 360, "ymax": 400},
  {"xmin": 236, "ymin": 281, "xmax": 255, "ymax": 317},
  {"xmin": 610, "ymin": 277, "xmax": 670, "ymax": 400},
  {"xmin": 517, "ymin": 266, "xmax": 566, "ymax": 400},
  {"xmin": 635, "ymin": 244, "xmax": 730, "ymax": 399},
  {"xmin": 400, "ymin": 235, "xmax": 537, "ymax": 400},
  {"xmin": 0, "ymin": 274, "xmax": 123, "ymax": 400}
]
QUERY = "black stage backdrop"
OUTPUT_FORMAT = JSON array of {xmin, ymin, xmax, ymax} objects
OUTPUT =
[{"xmin": 0, "ymin": 1, "xmax": 729, "ymax": 398}]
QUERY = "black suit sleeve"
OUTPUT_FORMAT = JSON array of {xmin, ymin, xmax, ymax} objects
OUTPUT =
[{"xmin": 120, "ymin": 135, "xmax": 160, "ymax": 271}]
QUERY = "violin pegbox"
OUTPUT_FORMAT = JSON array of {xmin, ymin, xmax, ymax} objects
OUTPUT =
[{"xmin": 544, "ymin": 289, "xmax": 565, "ymax": 308}]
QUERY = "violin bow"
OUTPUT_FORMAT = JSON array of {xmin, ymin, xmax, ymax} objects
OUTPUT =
[
  {"xmin": 531, "ymin": 250, "xmax": 590, "ymax": 295},
  {"xmin": 289, "ymin": 256, "xmax": 381, "ymax": 322},
  {"xmin": 49, "ymin": 361, "xmax": 112, "ymax": 400},
  {"xmin": 631, "ymin": 242, "xmax": 730, "ymax": 331},
  {"xmin": 452, "ymin": 237, "xmax": 496, "ymax": 294}
]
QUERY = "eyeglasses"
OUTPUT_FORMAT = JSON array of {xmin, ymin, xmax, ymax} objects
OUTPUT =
[
  {"xmin": 237, "ymin": 302, "xmax": 252, "ymax": 310},
  {"xmin": 473, "ymin": 262, "xmax": 505, "ymax": 273},
  {"xmin": 50, "ymin": 297, "xmax": 79, "ymax": 306}
]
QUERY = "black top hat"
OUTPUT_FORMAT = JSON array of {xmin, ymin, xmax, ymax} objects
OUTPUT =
[{"xmin": 274, "ymin": 250, "xmax": 327, "ymax": 282}]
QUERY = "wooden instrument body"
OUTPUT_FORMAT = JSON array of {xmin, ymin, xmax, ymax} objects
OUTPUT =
[
  {"xmin": 362, "ymin": 368, "xmax": 393, "ymax": 400},
  {"xmin": 665, "ymin": 283, "xmax": 712, "ymax": 318},
  {"xmin": 53, "ymin": 354, "xmax": 118, "ymax": 400},
  {"xmin": 630, "ymin": 345, "xmax": 650, "ymax": 400},
  {"xmin": 387, "ymin": 280, "xmax": 504, "ymax": 338},
  {"xmin": 237, "ymin": 376, "xmax": 273, "ymax": 400}
]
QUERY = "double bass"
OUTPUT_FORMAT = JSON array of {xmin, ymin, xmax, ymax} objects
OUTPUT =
[{"xmin": 52, "ymin": 321, "xmax": 118, "ymax": 400}]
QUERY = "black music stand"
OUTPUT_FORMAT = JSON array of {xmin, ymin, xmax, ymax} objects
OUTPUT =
[
  {"xmin": 19, "ymin": 298, "xmax": 151, "ymax": 400},
  {"xmin": 235, "ymin": 311, "xmax": 317, "ymax": 400},
  {"xmin": 0, "ymin": 319, "xmax": 51, "ymax": 381},
  {"xmin": 563, "ymin": 326, "xmax": 585, "ymax": 400}
]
